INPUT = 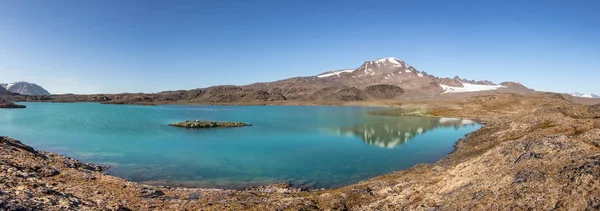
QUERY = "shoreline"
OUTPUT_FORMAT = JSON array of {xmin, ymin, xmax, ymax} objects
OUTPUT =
[
  {"xmin": 16, "ymin": 99, "xmax": 405, "ymax": 108},
  {"xmin": 2, "ymin": 93, "xmax": 600, "ymax": 210}
]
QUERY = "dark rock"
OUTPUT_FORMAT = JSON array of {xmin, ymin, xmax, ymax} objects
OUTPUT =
[
  {"xmin": 513, "ymin": 171, "xmax": 546, "ymax": 184},
  {"xmin": 116, "ymin": 205, "xmax": 133, "ymax": 211},
  {"xmin": 514, "ymin": 152, "xmax": 544, "ymax": 164},
  {"xmin": 139, "ymin": 187, "xmax": 165, "ymax": 198},
  {"xmin": 37, "ymin": 166, "xmax": 60, "ymax": 177},
  {"xmin": 589, "ymin": 197, "xmax": 600, "ymax": 210},
  {"xmin": 1, "ymin": 137, "xmax": 37, "ymax": 154},
  {"xmin": 571, "ymin": 156, "xmax": 600, "ymax": 178},
  {"xmin": 61, "ymin": 159, "xmax": 106, "ymax": 172},
  {"xmin": 186, "ymin": 192, "xmax": 200, "ymax": 200}
]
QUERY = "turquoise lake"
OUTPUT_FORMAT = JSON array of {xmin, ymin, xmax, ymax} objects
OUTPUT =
[{"xmin": 0, "ymin": 102, "xmax": 480, "ymax": 189}]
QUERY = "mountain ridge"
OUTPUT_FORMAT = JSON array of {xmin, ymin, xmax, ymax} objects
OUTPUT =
[{"xmin": 4, "ymin": 57, "xmax": 534, "ymax": 104}]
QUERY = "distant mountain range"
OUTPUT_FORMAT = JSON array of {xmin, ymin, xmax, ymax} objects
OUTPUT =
[
  {"xmin": 0, "ymin": 82, "xmax": 51, "ymax": 96},
  {"xmin": 569, "ymin": 92, "xmax": 600, "ymax": 98},
  {"xmin": 4, "ymin": 57, "xmax": 535, "ymax": 104}
]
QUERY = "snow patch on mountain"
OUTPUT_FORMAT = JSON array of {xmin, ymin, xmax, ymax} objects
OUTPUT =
[
  {"xmin": 317, "ymin": 69, "xmax": 355, "ymax": 78},
  {"xmin": 441, "ymin": 83, "xmax": 505, "ymax": 94},
  {"xmin": 570, "ymin": 92, "xmax": 600, "ymax": 98},
  {"xmin": 373, "ymin": 57, "xmax": 403, "ymax": 65},
  {"xmin": 1, "ymin": 83, "xmax": 13, "ymax": 90},
  {"xmin": 5, "ymin": 83, "xmax": 15, "ymax": 90}
]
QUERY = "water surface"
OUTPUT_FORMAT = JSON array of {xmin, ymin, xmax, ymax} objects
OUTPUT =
[{"xmin": 0, "ymin": 103, "xmax": 479, "ymax": 189}]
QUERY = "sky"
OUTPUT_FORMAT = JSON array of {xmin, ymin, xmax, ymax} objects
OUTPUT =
[{"xmin": 0, "ymin": 0, "xmax": 599, "ymax": 94}]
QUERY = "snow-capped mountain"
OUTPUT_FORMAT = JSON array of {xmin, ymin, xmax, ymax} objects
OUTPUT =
[
  {"xmin": 312, "ymin": 57, "xmax": 522, "ymax": 94},
  {"xmin": 316, "ymin": 58, "xmax": 422, "ymax": 79},
  {"xmin": 570, "ymin": 92, "xmax": 600, "ymax": 98},
  {"xmin": 0, "ymin": 82, "xmax": 51, "ymax": 96},
  {"xmin": 244, "ymin": 57, "xmax": 532, "ymax": 102}
]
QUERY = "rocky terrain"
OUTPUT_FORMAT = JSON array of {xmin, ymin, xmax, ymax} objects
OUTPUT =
[
  {"xmin": 169, "ymin": 120, "xmax": 251, "ymax": 128},
  {"xmin": 1, "ymin": 82, "xmax": 51, "ymax": 96},
  {"xmin": 2, "ymin": 58, "xmax": 534, "ymax": 105},
  {"xmin": 2, "ymin": 92, "xmax": 600, "ymax": 210}
]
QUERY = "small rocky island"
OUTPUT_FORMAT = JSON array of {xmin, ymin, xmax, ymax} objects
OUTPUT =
[
  {"xmin": 100, "ymin": 101, "xmax": 158, "ymax": 106},
  {"xmin": 169, "ymin": 120, "xmax": 252, "ymax": 128},
  {"xmin": 0, "ymin": 100, "xmax": 26, "ymax": 108}
]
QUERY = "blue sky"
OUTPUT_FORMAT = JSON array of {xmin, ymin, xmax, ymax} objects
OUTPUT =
[{"xmin": 0, "ymin": 0, "xmax": 598, "ymax": 94}]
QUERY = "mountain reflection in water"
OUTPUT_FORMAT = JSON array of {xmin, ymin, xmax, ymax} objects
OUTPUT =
[{"xmin": 336, "ymin": 117, "xmax": 478, "ymax": 149}]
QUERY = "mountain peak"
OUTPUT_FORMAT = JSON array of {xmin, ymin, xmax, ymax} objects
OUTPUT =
[
  {"xmin": 1, "ymin": 81, "xmax": 51, "ymax": 96},
  {"xmin": 354, "ymin": 57, "xmax": 417, "ymax": 76},
  {"xmin": 372, "ymin": 57, "xmax": 404, "ymax": 64},
  {"xmin": 316, "ymin": 57, "xmax": 413, "ymax": 79},
  {"xmin": 365, "ymin": 57, "xmax": 410, "ymax": 68}
]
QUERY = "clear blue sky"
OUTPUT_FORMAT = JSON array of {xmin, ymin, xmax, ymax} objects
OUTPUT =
[{"xmin": 1, "ymin": 0, "xmax": 598, "ymax": 94}]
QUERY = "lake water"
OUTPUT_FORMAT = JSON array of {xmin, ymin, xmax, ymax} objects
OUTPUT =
[{"xmin": 0, "ymin": 103, "xmax": 480, "ymax": 189}]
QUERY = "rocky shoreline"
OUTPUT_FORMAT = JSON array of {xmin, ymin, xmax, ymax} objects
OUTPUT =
[
  {"xmin": 2, "ymin": 93, "xmax": 600, "ymax": 210},
  {"xmin": 169, "ymin": 120, "xmax": 252, "ymax": 128}
]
